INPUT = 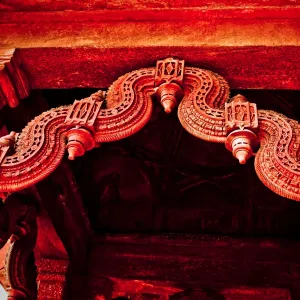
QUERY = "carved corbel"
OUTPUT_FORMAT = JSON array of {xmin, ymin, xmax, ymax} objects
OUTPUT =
[{"xmin": 0, "ymin": 49, "xmax": 31, "ymax": 109}]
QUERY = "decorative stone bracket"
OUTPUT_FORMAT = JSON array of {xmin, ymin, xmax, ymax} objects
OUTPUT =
[{"xmin": 0, "ymin": 58, "xmax": 299, "ymax": 201}]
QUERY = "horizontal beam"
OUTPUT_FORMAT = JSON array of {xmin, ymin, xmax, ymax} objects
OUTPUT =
[
  {"xmin": 1, "ymin": 8, "xmax": 300, "ymax": 90},
  {"xmin": 1, "ymin": 8, "xmax": 300, "ymax": 22},
  {"xmin": 0, "ymin": 0, "xmax": 299, "ymax": 11},
  {"xmin": 9, "ymin": 46, "xmax": 300, "ymax": 90},
  {"xmin": 1, "ymin": 12, "xmax": 300, "ymax": 48}
]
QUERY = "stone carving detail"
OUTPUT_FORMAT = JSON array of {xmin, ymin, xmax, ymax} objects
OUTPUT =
[
  {"xmin": 255, "ymin": 111, "xmax": 300, "ymax": 201},
  {"xmin": 0, "ymin": 68, "xmax": 154, "ymax": 196},
  {"xmin": 154, "ymin": 57, "xmax": 185, "ymax": 113},
  {"xmin": 0, "ymin": 58, "xmax": 299, "ymax": 201},
  {"xmin": 0, "ymin": 48, "xmax": 30, "ymax": 108},
  {"xmin": 177, "ymin": 67, "xmax": 299, "ymax": 201},
  {"xmin": 64, "ymin": 91, "xmax": 105, "ymax": 160},
  {"xmin": 0, "ymin": 131, "xmax": 16, "ymax": 164},
  {"xmin": 224, "ymin": 95, "xmax": 259, "ymax": 164},
  {"xmin": 65, "ymin": 90, "xmax": 105, "ymax": 129},
  {"xmin": 0, "ymin": 194, "xmax": 37, "ymax": 299}
]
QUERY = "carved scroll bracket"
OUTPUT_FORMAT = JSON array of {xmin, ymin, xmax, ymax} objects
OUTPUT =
[
  {"xmin": 177, "ymin": 64, "xmax": 299, "ymax": 201},
  {"xmin": 0, "ymin": 58, "xmax": 299, "ymax": 202}
]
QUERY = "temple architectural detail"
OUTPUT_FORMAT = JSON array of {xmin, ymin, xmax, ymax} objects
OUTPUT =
[
  {"xmin": 0, "ymin": 58, "xmax": 299, "ymax": 203},
  {"xmin": 0, "ymin": 194, "xmax": 37, "ymax": 299},
  {"xmin": 154, "ymin": 57, "xmax": 185, "ymax": 113},
  {"xmin": 0, "ymin": 49, "xmax": 31, "ymax": 109}
]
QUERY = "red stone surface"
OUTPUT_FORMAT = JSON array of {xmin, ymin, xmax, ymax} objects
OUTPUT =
[
  {"xmin": 1, "ymin": 4, "xmax": 300, "ymax": 90},
  {"xmin": 88, "ymin": 234, "xmax": 295, "ymax": 299},
  {"xmin": 1, "ymin": 1, "xmax": 300, "ymax": 299},
  {"xmin": 1, "ymin": 0, "xmax": 300, "ymax": 11},
  {"xmin": 0, "ymin": 46, "xmax": 294, "ymax": 90}
]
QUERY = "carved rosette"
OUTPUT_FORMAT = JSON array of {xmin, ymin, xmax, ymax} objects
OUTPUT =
[{"xmin": 0, "ymin": 58, "xmax": 299, "ymax": 201}]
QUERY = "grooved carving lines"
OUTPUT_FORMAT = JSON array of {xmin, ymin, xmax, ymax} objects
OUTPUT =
[{"xmin": 0, "ymin": 59, "xmax": 299, "ymax": 201}]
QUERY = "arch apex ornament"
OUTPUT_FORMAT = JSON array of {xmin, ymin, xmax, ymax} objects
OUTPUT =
[
  {"xmin": 0, "ymin": 57, "xmax": 299, "ymax": 201},
  {"xmin": 154, "ymin": 57, "xmax": 185, "ymax": 113}
]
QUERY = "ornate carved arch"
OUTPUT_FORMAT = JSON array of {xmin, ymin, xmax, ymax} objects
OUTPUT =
[{"xmin": 0, "ymin": 58, "xmax": 299, "ymax": 201}]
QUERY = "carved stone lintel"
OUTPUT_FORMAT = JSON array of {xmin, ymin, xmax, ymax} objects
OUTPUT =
[{"xmin": 0, "ymin": 49, "xmax": 30, "ymax": 109}]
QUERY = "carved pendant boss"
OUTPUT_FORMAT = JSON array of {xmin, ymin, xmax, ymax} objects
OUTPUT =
[{"xmin": 0, "ymin": 58, "xmax": 299, "ymax": 201}]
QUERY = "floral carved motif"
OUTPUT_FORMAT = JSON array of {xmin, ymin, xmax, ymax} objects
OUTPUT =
[{"xmin": 0, "ymin": 58, "xmax": 299, "ymax": 201}]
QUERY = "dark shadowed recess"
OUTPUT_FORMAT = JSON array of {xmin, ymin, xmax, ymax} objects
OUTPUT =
[{"xmin": 1, "ymin": 89, "xmax": 300, "ymax": 239}]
